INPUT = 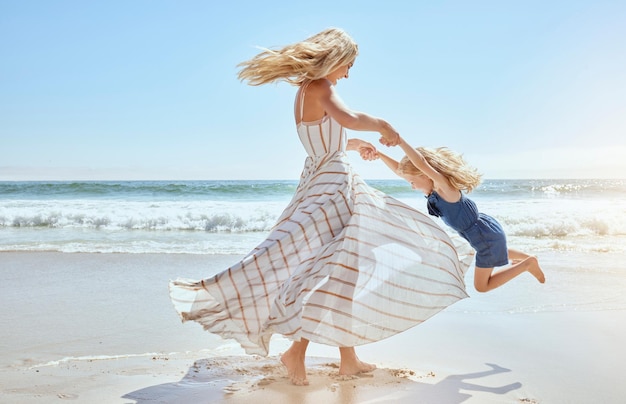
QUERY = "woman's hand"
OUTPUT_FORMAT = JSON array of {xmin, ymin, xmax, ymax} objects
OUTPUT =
[{"xmin": 379, "ymin": 123, "xmax": 400, "ymax": 147}]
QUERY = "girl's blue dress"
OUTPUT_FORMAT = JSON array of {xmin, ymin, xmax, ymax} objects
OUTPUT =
[{"xmin": 427, "ymin": 191, "xmax": 509, "ymax": 268}]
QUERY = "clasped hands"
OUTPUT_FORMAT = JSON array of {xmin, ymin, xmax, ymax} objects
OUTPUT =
[
  {"xmin": 357, "ymin": 132, "xmax": 399, "ymax": 161},
  {"xmin": 379, "ymin": 131, "xmax": 400, "ymax": 147}
]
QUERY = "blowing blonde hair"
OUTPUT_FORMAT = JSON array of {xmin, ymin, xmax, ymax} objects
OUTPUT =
[
  {"xmin": 237, "ymin": 28, "xmax": 359, "ymax": 86},
  {"xmin": 398, "ymin": 147, "xmax": 483, "ymax": 193}
]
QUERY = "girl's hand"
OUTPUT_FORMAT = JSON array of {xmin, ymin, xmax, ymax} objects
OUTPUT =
[
  {"xmin": 347, "ymin": 138, "xmax": 378, "ymax": 160},
  {"xmin": 358, "ymin": 142, "xmax": 378, "ymax": 161}
]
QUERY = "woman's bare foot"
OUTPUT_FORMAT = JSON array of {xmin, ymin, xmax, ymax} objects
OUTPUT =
[
  {"xmin": 338, "ymin": 347, "xmax": 376, "ymax": 376},
  {"xmin": 339, "ymin": 358, "xmax": 376, "ymax": 375},
  {"xmin": 526, "ymin": 256, "xmax": 546, "ymax": 283},
  {"xmin": 280, "ymin": 341, "xmax": 309, "ymax": 386}
]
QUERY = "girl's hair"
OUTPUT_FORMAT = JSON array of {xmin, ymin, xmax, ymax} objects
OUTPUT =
[
  {"xmin": 237, "ymin": 27, "xmax": 359, "ymax": 86},
  {"xmin": 398, "ymin": 147, "xmax": 483, "ymax": 193}
]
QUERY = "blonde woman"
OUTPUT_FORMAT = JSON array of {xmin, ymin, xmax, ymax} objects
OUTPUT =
[
  {"xmin": 366, "ymin": 136, "xmax": 546, "ymax": 293},
  {"xmin": 170, "ymin": 28, "xmax": 472, "ymax": 386}
]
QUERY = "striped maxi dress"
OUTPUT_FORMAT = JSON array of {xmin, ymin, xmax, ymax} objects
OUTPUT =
[{"xmin": 169, "ymin": 96, "xmax": 473, "ymax": 356}]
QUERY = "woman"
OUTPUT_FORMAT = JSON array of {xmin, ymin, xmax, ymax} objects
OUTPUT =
[{"xmin": 169, "ymin": 28, "xmax": 472, "ymax": 386}]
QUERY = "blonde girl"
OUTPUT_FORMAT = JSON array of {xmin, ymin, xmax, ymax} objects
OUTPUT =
[{"xmin": 372, "ymin": 137, "xmax": 546, "ymax": 292}]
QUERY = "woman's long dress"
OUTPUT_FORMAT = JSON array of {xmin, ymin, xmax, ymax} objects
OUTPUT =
[{"xmin": 169, "ymin": 99, "xmax": 473, "ymax": 356}]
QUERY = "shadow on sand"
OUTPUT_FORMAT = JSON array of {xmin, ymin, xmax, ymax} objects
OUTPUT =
[{"xmin": 123, "ymin": 356, "xmax": 523, "ymax": 403}]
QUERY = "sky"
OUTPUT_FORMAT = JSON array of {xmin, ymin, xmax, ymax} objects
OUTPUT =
[{"xmin": 1, "ymin": 0, "xmax": 625, "ymax": 181}]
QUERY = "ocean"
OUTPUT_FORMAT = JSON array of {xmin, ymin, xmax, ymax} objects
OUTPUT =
[{"xmin": 1, "ymin": 179, "xmax": 625, "ymax": 256}]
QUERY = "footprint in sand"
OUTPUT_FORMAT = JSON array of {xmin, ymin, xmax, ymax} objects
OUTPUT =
[{"xmin": 57, "ymin": 393, "xmax": 79, "ymax": 400}]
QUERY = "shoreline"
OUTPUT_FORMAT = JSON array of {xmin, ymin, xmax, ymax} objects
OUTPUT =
[{"xmin": 1, "ymin": 251, "xmax": 625, "ymax": 403}]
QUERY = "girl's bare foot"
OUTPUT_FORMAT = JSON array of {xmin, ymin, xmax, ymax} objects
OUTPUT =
[
  {"xmin": 526, "ymin": 256, "xmax": 546, "ymax": 283},
  {"xmin": 338, "ymin": 347, "xmax": 376, "ymax": 376},
  {"xmin": 280, "ymin": 342, "xmax": 309, "ymax": 386}
]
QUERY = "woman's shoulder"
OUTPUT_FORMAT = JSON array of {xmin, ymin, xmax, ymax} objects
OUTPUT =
[
  {"xmin": 300, "ymin": 79, "xmax": 334, "ymax": 106},
  {"xmin": 305, "ymin": 78, "xmax": 332, "ymax": 93}
]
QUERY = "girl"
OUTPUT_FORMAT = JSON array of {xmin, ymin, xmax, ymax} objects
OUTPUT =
[
  {"xmin": 369, "ymin": 136, "xmax": 545, "ymax": 292},
  {"xmin": 169, "ymin": 28, "xmax": 472, "ymax": 386}
]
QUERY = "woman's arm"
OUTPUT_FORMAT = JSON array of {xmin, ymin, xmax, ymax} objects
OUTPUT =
[{"xmin": 311, "ymin": 80, "xmax": 400, "ymax": 146}]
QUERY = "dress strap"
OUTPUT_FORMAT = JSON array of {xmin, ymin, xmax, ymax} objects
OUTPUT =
[{"xmin": 297, "ymin": 80, "xmax": 311, "ymax": 122}]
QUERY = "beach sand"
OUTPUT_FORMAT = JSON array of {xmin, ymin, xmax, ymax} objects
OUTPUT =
[{"xmin": 1, "ymin": 251, "xmax": 625, "ymax": 403}]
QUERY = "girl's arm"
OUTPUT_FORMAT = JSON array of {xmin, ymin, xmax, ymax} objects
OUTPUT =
[
  {"xmin": 348, "ymin": 138, "xmax": 401, "ymax": 175},
  {"xmin": 375, "ymin": 150, "xmax": 401, "ymax": 175},
  {"xmin": 397, "ymin": 137, "xmax": 459, "ymax": 200}
]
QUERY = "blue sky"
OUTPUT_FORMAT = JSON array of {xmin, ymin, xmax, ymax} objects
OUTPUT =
[{"xmin": 1, "ymin": 0, "xmax": 625, "ymax": 180}]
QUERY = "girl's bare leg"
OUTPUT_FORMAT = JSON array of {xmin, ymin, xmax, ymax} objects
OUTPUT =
[
  {"xmin": 508, "ymin": 249, "xmax": 528, "ymax": 265},
  {"xmin": 474, "ymin": 249, "xmax": 545, "ymax": 293},
  {"xmin": 508, "ymin": 249, "xmax": 545, "ymax": 283},
  {"xmin": 280, "ymin": 339, "xmax": 309, "ymax": 386},
  {"xmin": 508, "ymin": 249, "xmax": 530, "ymax": 262},
  {"xmin": 338, "ymin": 347, "xmax": 376, "ymax": 375}
]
